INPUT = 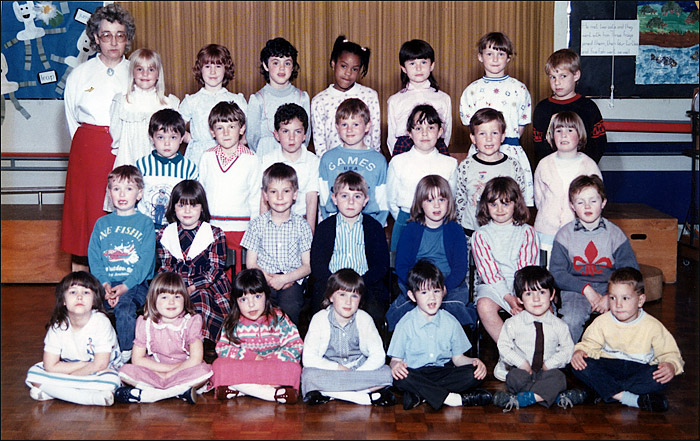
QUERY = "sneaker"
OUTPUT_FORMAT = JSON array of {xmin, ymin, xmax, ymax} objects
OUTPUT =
[
  {"xmin": 493, "ymin": 390, "xmax": 519, "ymax": 413},
  {"xmin": 461, "ymin": 388, "xmax": 493, "ymax": 407},
  {"xmin": 370, "ymin": 386, "xmax": 397, "ymax": 406},
  {"xmin": 493, "ymin": 359, "xmax": 508, "ymax": 382},
  {"xmin": 557, "ymin": 389, "xmax": 588, "ymax": 409},
  {"xmin": 638, "ymin": 393, "xmax": 669, "ymax": 412},
  {"xmin": 29, "ymin": 387, "xmax": 53, "ymax": 401},
  {"xmin": 114, "ymin": 386, "xmax": 141, "ymax": 403},
  {"xmin": 176, "ymin": 387, "xmax": 197, "ymax": 405},
  {"xmin": 120, "ymin": 350, "xmax": 132, "ymax": 365},
  {"xmin": 402, "ymin": 391, "xmax": 425, "ymax": 410},
  {"xmin": 303, "ymin": 390, "xmax": 332, "ymax": 405}
]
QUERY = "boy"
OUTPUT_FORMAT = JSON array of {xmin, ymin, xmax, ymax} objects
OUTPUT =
[
  {"xmin": 572, "ymin": 267, "xmax": 684, "ymax": 412},
  {"xmin": 136, "ymin": 109, "xmax": 199, "ymax": 230},
  {"xmin": 493, "ymin": 266, "xmax": 586, "ymax": 412},
  {"xmin": 88, "ymin": 165, "xmax": 156, "ymax": 364},
  {"xmin": 198, "ymin": 101, "xmax": 261, "ymax": 275},
  {"xmin": 455, "ymin": 107, "xmax": 529, "ymax": 233},
  {"xmin": 387, "ymin": 260, "xmax": 492, "ymax": 411},
  {"xmin": 318, "ymin": 98, "xmax": 388, "ymax": 226},
  {"xmin": 259, "ymin": 103, "xmax": 319, "ymax": 233},
  {"xmin": 549, "ymin": 175, "xmax": 639, "ymax": 343},
  {"xmin": 310, "ymin": 171, "xmax": 390, "ymax": 330},
  {"xmin": 459, "ymin": 31, "xmax": 534, "ymax": 206},
  {"xmin": 532, "ymin": 48, "xmax": 607, "ymax": 165},
  {"xmin": 241, "ymin": 163, "xmax": 313, "ymax": 325}
]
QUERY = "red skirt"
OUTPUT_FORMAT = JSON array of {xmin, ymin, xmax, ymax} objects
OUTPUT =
[{"xmin": 60, "ymin": 124, "xmax": 115, "ymax": 256}]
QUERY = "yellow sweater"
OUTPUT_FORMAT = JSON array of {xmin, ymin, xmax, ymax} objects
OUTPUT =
[{"xmin": 574, "ymin": 310, "xmax": 684, "ymax": 375}]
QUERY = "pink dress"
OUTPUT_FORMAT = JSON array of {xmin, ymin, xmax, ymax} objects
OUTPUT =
[
  {"xmin": 118, "ymin": 314, "xmax": 212, "ymax": 389},
  {"xmin": 208, "ymin": 309, "xmax": 303, "ymax": 390}
]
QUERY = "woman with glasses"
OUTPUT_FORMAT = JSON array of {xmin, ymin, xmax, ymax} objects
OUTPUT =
[{"xmin": 61, "ymin": 4, "xmax": 136, "ymax": 270}]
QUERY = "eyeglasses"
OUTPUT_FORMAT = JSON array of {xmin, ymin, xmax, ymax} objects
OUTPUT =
[{"xmin": 98, "ymin": 32, "xmax": 127, "ymax": 43}]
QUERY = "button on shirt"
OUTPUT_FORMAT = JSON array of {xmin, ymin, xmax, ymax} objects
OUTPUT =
[{"xmin": 328, "ymin": 214, "xmax": 368, "ymax": 275}]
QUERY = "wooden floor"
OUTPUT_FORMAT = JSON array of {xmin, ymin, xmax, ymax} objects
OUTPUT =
[{"xmin": 2, "ymin": 253, "xmax": 698, "ymax": 440}]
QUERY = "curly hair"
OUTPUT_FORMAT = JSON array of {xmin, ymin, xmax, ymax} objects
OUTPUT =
[{"xmin": 86, "ymin": 3, "xmax": 136, "ymax": 53}]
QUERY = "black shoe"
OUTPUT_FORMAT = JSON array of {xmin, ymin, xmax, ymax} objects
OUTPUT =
[
  {"xmin": 176, "ymin": 387, "xmax": 197, "ymax": 405},
  {"xmin": 638, "ymin": 393, "xmax": 668, "ymax": 412},
  {"xmin": 303, "ymin": 390, "xmax": 331, "ymax": 405},
  {"xmin": 370, "ymin": 386, "xmax": 397, "ymax": 406},
  {"xmin": 402, "ymin": 391, "xmax": 425, "ymax": 410},
  {"xmin": 556, "ymin": 389, "xmax": 588, "ymax": 409},
  {"xmin": 114, "ymin": 386, "xmax": 141, "ymax": 403},
  {"xmin": 203, "ymin": 338, "xmax": 217, "ymax": 364},
  {"xmin": 461, "ymin": 388, "xmax": 493, "ymax": 407}
]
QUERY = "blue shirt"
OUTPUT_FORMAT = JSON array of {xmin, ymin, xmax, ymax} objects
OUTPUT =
[{"xmin": 387, "ymin": 307, "xmax": 471, "ymax": 369}]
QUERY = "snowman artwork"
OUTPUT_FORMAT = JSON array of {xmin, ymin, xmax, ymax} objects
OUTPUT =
[
  {"xmin": 1, "ymin": 53, "xmax": 37, "ymax": 124},
  {"xmin": 3, "ymin": 1, "xmax": 66, "ymax": 71},
  {"xmin": 51, "ymin": 29, "xmax": 95, "ymax": 95}
]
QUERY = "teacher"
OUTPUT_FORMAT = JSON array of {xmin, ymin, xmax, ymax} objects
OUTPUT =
[{"xmin": 61, "ymin": 4, "xmax": 136, "ymax": 268}]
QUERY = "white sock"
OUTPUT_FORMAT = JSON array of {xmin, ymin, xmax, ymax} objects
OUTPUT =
[
  {"xmin": 121, "ymin": 350, "xmax": 132, "ymax": 364},
  {"xmin": 444, "ymin": 392, "xmax": 463, "ymax": 407},
  {"xmin": 325, "ymin": 390, "xmax": 372, "ymax": 405},
  {"xmin": 40, "ymin": 384, "xmax": 114, "ymax": 406},
  {"xmin": 233, "ymin": 383, "xmax": 277, "ymax": 402},
  {"xmin": 29, "ymin": 386, "xmax": 53, "ymax": 401},
  {"xmin": 137, "ymin": 385, "xmax": 190, "ymax": 403}
]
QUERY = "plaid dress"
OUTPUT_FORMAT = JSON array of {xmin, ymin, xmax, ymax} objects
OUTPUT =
[{"xmin": 157, "ymin": 222, "xmax": 231, "ymax": 340}]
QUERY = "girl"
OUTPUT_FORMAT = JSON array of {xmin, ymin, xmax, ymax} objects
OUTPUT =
[
  {"xmin": 386, "ymin": 104, "xmax": 458, "ymax": 251},
  {"xmin": 209, "ymin": 269, "xmax": 303, "ymax": 404},
  {"xmin": 247, "ymin": 37, "xmax": 310, "ymax": 157},
  {"xmin": 302, "ymin": 269, "xmax": 395, "ymax": 406},
  {"xmin": 311, "ymin": 35, "xmax": 380, "ymax": 157},
  {"xmin": 471, "ymin": 176, "xmax": 540, "ymax": 348},
  {"xmin": 156, "ymin": 180, "xmax": 231, "ymax": 354},
  {"xmin": 534, "ymin": 111, "xmax": 602, "ymax": 255},
  {"xmin": 105, "ymin": 48, "xmax": 180, "ymax": 211},
  {"xmin": 385, "ymin": 175, "xmax": 476, "ymax": 331},
  {"xmin": 25, "ymin": 271, "xmax": 121, "ymax": 406},
  {"xmin": 180, "ymin": 44, "xmax": 248, "ymax": 167},
  {"xmin": 114, "ymin": 272, "xmax": 213, "ymax": 404},
  {"xmin": 387, "ymin": 39, "xmax": 452, "ymax": 156}
]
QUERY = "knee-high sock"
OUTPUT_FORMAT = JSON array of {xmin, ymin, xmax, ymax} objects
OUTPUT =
[
  {"xmin": 233, "ymin": 383, "xmax": 277, "ymax": 402},
  {"xmin": 137, "ymin": 384, "xmax": 190, "ymax": 403},
  {"xmin": 324, "ymin": 389, "xmax": 372, "ymax": 405},
  {"xmin": 39, "ymin": 384, "xmax": 112, "ymax": 406}
]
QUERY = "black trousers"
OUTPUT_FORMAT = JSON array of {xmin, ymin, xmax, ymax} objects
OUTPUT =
[{"xmin": 394, "ymin": 361, "xmax": 482, "ymax": 410}]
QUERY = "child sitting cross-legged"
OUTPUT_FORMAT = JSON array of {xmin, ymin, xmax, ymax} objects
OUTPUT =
[
  {"xmin": 387, "ymin": 260, "xmax": 492, "ymax": 411},
  {"xmin": 493, "ymin": 265, "xmax": 586, "ymax": 412}
]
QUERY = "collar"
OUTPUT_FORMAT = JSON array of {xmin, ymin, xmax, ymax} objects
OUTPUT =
[
  {"xmin": 519, "ymin": 309, "xmax": 556, "ymax": 326},
  {"xmin": 405, "ymin": 81, "xmax": 432, "ymax": 92},
  {"xmin": 573, "ymin": 217, "xmax": 607, "ymax": 232},
  {"xmin": 159, "ymin": 222, "xmax": 215, "ymax": 260},
  {"xmin": 548, "ymin": 93, "xmax": 581, "ymax": 105},
  {"xmin": 482, "ymin": 74, "xmax": 510, "ymax": 82},
  {"xmin": 152, "ymin": 151, "xmax": 183, "ymax": 165},
  {"xmin": 264, "ymin": 82, "xmax": 294, "ymax": 97},
  {"xmin": 263, "ymin": 209, "xmax": 293, "ymax": 226},
  {"xmin": 327, "ymin": 306, "xmax": 356, "ymax": 330},
  {"xmin": 337, "ymin": 212, "xmax": 363, "ymax": 227},
  {"xmin": 411, "ymin": 306, "xmax": 442, "ymax": 329}
]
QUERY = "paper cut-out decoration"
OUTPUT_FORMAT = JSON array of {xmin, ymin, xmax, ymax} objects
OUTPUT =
[
  {"xmin": 1, "ymin": 53, "xmax": 37, "ymax": 124},
  {"xmin": 51, "ymin": 29, "xmax": 95, "ymax": 95},
  {"xmin": 3, "ymin": 1, "xmax": 67, "ymax": 71}
]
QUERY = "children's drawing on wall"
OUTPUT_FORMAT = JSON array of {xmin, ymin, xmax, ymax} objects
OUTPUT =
[
  {"xmin": 635, "ymin": 1, "xmax": 699, "ymax": 85},
  {"xmin": 0, "ymin": 1, "xmax": 103, "ymax": 108},
  {"xmin": 1, "ymin": 52, "xmax": 37, "ymax": 123}
]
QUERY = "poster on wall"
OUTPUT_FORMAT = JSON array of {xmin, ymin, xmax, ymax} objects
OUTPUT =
[
  {"xmin": 1, "ymin": 1, "xmax": 104, "ymax": 102},
  {"xmin": 635, "ymin": 1, "xmax": 699, "ymax": 85}
]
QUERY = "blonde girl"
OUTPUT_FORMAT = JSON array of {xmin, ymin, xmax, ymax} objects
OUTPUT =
[
  {"xmin": 471, "ymin": 176, "xmax": 540, "ymax": 352},
  {"xmin": 534, "ymin": 111, "xmax": 602, "ymax": 255},
  {"xmin": 114, "ymin": 272, "xmax": 212, "ymax": 404},
  {"xmin": 302, "ymin": 269, "xmax": 396, "ymax": 406},
  {"xmin": 386, "ymin": 175, "xmax": 476, "ymax": 331},
  {"xmin": 209, "ymin": 269, "xmax": 303, "ymax": 404},
  {"xmin": 25, "ymin": 271, "xmax": 121, "ymax": 406}
]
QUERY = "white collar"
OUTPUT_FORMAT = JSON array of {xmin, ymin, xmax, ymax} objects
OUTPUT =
[{"xmin": 160, "ymin": 222, "xmax": 215, "ymax": 260}]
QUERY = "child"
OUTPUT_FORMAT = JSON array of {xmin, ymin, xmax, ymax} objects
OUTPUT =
[
  {"xmin": 88, "ymin": 165, "xmax": 156, "ymax": 364},
  {"xmin": 387, "ymin": 260, "xmax": 492, "ymax": 410},
  {"xmin": 156, "ymin": 180, "xmax": 232, "ymax": 353},
  {"xmin": 302, "ymin": 269, "xmax": 396, "ymax": 406},
  {"xmin": 209, "ymin": 268, "xmax": 303, "ymax": 404},
  {"xmin": 318, "ymin": 97, "xmax": 389, "ymax": 225},
  {"xmin": 311, "ymin": 35, "xmax": 381, "ymax": 157},
  {"xmin": 493, "ymin": 266, "xmax": 586, "ymax": 412},
  {"xmin": 455, "ymin": 108, "xmax": 529, "ymax": 234},
  {"xmin": 241, "ymin": 163, "xmax": 313, "ymax": 325},
  {"xmin": 259, "ymin": 103, "xmax": 319, "ymax": 232},
  {"xmin": 471, "ymin": 176, "xmax": 539, "ymax": 345},
  {"xmin": 25, "ymin": 272, "xmax": 121, "ymax": 406},
  {"xmin": 572, "ymin": 267, "xmax": 684, "ymax": 412},
  {"xmin": 549, "ymin": 175, "xmax": 639, "ymax": 343},
  {"xmin": 387, "ymin": 39, "xmax": 451, "ymax": 156},
  {"xmin": 198, "ymin": 101, "xmax": 261, "ymax": 275},
  {"xmin": 180, "ymin": 44, "xmax": 248, "ymax": 167},
  {"xmin": 386, "ymin": 175, "xmax": 476, "ymax": 331},
  {"xmin": 387, "ymin": 104, "xmax": 458, "ymax": 251},
  {"xmin": 533, "ymin": 48, "xmax": 607, "ymax": 164},
  {"xmin": 310, "ymin": 171, "xmax": 390, "ymax": 330},
  {"xmin": 533, "ymin": 111, "xmax": 602, "ymax": 255},
  {"xmin": 136, "ymin": 109, "xmax": 199, "ymax": 230},
  {"xmin": 247, "ymin": 37, "xmax": 311, "ymax": 157},
  {"xmin": 459, "ymin": 32, "xmax": 534, "ymax": 206},
  {"xmin": 114, "ymin": 272, "xmax": 213, "ymax": 404}
]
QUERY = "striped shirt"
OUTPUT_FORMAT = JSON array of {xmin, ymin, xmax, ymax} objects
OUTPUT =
[{"xmin": 328, "ymin": 214, "xmax": 368, "ymax": 275}]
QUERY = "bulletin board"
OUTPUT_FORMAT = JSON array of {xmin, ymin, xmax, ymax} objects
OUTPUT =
[{"xmin": 570, "ymin": 0, "xmax": 699, "ymax": 98}]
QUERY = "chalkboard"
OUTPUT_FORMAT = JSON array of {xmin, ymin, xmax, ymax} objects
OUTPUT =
[{"xmin": 570, "ymin": 1, "xmax": 698, "ymax": 98}]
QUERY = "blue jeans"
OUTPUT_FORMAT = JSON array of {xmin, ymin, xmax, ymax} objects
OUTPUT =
[
  {"xmin": 390, "ymin": 210, "xmax": 410, "ymax": 252},
  {"xmin": 385, "ymin": 280, "xmax": 476, "ymax": 332},
  {"xmin": 103, "ymin": 280, "xmax": 148, "ymax": 351},
  {"xmin": 270, "ymin": 281, "xmax": 305, "ymax": 326},
  {"xmin": 559, "ymin": 290, "xmax": 596, "ymax": 343},
  {"xmin": 572, "ymin": 357, "xmax": 668, "ymax": 402}
]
